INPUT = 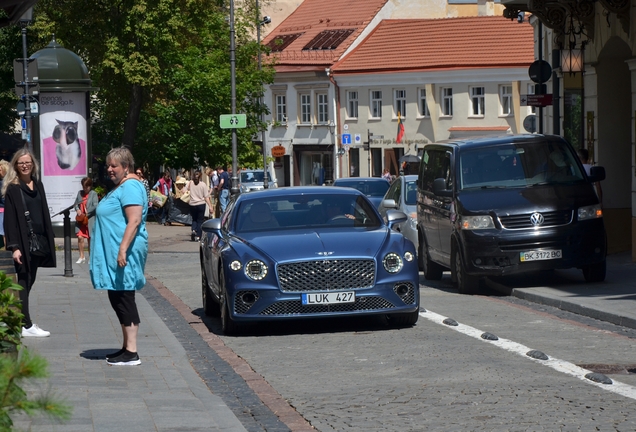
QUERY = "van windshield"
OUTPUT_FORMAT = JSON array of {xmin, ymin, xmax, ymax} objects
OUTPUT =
[{"xmin": 459, "ymin": 141, "xmax": 585, "ymax": 190}]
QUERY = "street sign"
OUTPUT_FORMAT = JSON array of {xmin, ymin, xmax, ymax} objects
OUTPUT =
[
  {"xmin": 343, "ymin": 124, "xmax": 349, "ymax": 130},
  {"xmin": 523, "ymin": 94, "xmax": 553, "ymax": 107},
  {"xmin": 354, "ymin": 133, "xmax": 361, "ymax": 144},
  {"xmin": 523, "ymin": 114, "xmax": 537, "ymax": 133},
  {"xmin": 16, "ymin": 99, "xmax": 39, "ymax": 117},
  {"xmin": 13, "ymin": 83, "xmax": 39, "ymax": 96},
  {"xmin": 13, "ymin": 58, "xmax": 38, "ymax": 83},
  {"xmin": 219, "ymin": 114, "xmax": 247, "ymax": 129},
  {"xmin": 528, "ymin": 60, "xmax": 552, "ymax": 84},
  {"xmin": 370, "ymin": 135, "xmax": 384, "ymax": 140},
  {"xmin": 341, "ymin": 133, "xmax": 352, "ymax": 145}
]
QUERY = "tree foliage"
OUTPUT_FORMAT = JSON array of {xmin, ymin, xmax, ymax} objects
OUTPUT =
[{"xmin": 15, "ymin": 0, "xmax": 274, "ymax": 170}]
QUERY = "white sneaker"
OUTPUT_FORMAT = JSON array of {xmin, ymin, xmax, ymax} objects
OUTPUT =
[
  {"xmin": 76, "ymin": 257, "xmax": 86, "ymax": 264},
  {"xmin": 22, "ymin": 324, "xmax": 51, "ymax": 338}
]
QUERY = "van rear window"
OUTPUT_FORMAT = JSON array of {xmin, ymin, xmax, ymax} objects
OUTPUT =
[{"xmin": 460, "ymin": 141, "xmax": 585, "ymax": 190}]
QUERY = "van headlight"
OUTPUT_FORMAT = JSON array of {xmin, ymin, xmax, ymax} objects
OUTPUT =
[
  {"xmin": 578, "ymin": 204, "xmax": 603, "ymax": 221},
  {"xmin": 460, "ymin": 215, "xmax": 495, "ymax": 230},
  {"xmin": 383, "ymin": 253, "xmax": 403, "ymax": 273}
]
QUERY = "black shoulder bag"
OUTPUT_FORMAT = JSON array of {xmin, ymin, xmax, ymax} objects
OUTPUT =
[{"xmin": 19, "ymin": 189, "xmax": 50, "ymax": 257}]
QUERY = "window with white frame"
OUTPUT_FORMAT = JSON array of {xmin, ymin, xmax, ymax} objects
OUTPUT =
[
  {"xmin": 300, "ymin": 93, "xmax": 311, "ymax": 124},
  {"xmin": 394, "ymin": 89, "xmax": 406, "ymax": 117},
  {"xmin": 500, "ymin": 85, "xmax": 512, "ymax": 116},
  {"xmin": 418, "ymin": 88, "xmax": 430, "ymax": 117},
  {"xmin": 274, "ymin": 94, "xmax": 287, "ymax": 123},
  {"xmin": 370, "ymin": 90, "xmax": 382, "ymax": 119},
  {"xmin": 442, "ymin": 88, "xmax": 453, "ymax": 116},
  {"xmin": 470, "ymin": 86, "xmax": 485, "ymax": 116},
  {"xmin": 317, "ymin": 93, "xmax": 329, "ymax": 124},
  {"xmin": 527, "ymin": 83, "xmax": 536, "ymax": 114},
  {"xmin": 346, "ymin": 91, "xmax": 358, "ymax": 119}
]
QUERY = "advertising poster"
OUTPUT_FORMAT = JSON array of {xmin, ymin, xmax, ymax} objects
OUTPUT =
[{"xmin": 39, "ymin": 93, "xmax": 87, "ymax": 222}]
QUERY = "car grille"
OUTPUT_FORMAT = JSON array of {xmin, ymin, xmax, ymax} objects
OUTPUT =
[
  {"xmin": 234, "ymin": 291, "xmax": 259, "ymax": 314},
  {"xmin": 498, "ymin": 210, "xmax": 572, "ymax": 229},
  {"xmin": 393, "ymin": 282, "xmax": 416, "ymax": 305},
  {"xmin": 277, "ymin": 259, "xmax": 375, "ymax": 292},
  {"xmin": 259, "ymin": 297, "xmax": 395, "ymax": 315}
]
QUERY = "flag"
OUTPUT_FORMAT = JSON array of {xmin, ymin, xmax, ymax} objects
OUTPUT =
[{"xmin": 396, "ymin": 111, "xmax": 405, "ymax": 144}]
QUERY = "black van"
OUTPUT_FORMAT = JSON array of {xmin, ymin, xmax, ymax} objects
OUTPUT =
[{"xmin": 416, "ymin": 134, "xmax": 606, "ymax": 294}]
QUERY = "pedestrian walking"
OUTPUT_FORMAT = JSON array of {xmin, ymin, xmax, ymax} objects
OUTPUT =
[
  {"xmin": 152, "ymin": 171, "xmax": 173, "ymax": 225},
  {"xmin": 73, "ymin": 177, "xmax": 98, "ymax": 264},
  {"xmin": 182, "ymin": 170, "xmax": 212, "ymax": 241},
  {"xmin": 218, "ymin": 166, "xmax": 231, "ymax": 213},
  {"xmin": 0, "ymin": 159, "xmax": 9, "ymax": 249},
  {"xmin": 2, "ymin": 148, "xmax": 56, "ymax": 338},
  {"xmin": 90, "ymin": 147, "xmax": 148, "ymax": 366},
  {"xmin": 135, "ymin": 167, "xmax": 151, "ymax": 205}
]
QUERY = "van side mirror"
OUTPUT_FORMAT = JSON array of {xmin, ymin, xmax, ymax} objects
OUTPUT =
[
  {"xmin": 588, "ymin": 166, "xmax": 605, "ymax": 183},
  {"xmin": 433, "ymin": 178, "xmax": 452, "ymax": 197},
  {"xmin": 381, "ymin": 198, "xmax": 398, "ymax": 209}
]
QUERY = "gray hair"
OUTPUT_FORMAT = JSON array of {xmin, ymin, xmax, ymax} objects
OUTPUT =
[{"xmin": 106, "ymin": 146, "xmax": 135, "ymax": 171}]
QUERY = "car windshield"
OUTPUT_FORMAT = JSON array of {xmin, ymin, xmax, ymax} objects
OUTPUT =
[
  {"xmin": 459, "ymin": 140, "xmax": 586, "ymax": 190},
  {"xmin": 335, "ymin": 180, "xmax": 390, "ymax": 197},
  {"xmin": 234, "ymin": 194, "xmax": 382, "ymax": 233},
  {"xmin": 240, "ymin": 171, "xmax": 270, "ymax": 183}
]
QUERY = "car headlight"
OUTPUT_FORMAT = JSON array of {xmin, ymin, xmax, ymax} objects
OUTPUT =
[
  {"xmin": 578, "ymin": 204, "xmax": 602, "ymax": 221},
  {"xmin": 230, "ymin": 260, "xmax": 242, "ymax": 271},
  {"xmin": 245, "ymin": 260, "xmax": 268, "ymax": 280},
  {"xmin": 460, "ymin": 215, "xmax": 495, "ymax": 230},
  {"xmin": 383, "ymin": 253, "xmax": 403, "ymax": 273},
  {"xmin": 404, "ymin": 251, "xmax": 414, "ymax": 262}
]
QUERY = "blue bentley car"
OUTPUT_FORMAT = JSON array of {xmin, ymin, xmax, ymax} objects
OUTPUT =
[{"xmin": 200, "ymin": 187, "xmax": 420, "ymax": 335}]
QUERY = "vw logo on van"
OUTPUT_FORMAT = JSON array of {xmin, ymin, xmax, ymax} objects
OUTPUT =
[{"xmin": 530, "ymin": 212, "xmax": 545, "ymax": 226}]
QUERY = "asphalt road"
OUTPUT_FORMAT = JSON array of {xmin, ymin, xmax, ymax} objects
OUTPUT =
[{"xmin": 146, "ymin": 226, "xmax": 636, "ymax": 431}]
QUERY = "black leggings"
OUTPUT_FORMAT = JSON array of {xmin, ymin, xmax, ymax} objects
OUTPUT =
[
  {"xmin": 16, "ymin": 255, "xmax": 43, "ymax": 328},
  {"xmin": 107, "ymin": 291, "xmax": 141, "ymax": 326}
]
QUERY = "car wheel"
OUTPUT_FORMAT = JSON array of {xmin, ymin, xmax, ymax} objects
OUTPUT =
[
  {"xmin": 202, "ymin": 264, "xmax": 220, "ymax": 316},
  {"xmin": 387, "ymin": 310, "xmax": 419, "ymax": 327},
  {"xmin": 419, "ymin": 235, "xmax": 443, "ymax": 280},
  {"xmin": 582, "ymin": 259, "xmax": 606, "ymax": 283},
  {"xmin": 453, "ymin": 249, "xmax": 479, "ymax": 295},
  {"xmin": 219, "ymin": 270, "xmax": 240, "ymax": 335}
]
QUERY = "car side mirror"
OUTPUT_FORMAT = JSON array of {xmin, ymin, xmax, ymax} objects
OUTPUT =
[
  {"xmin": 588, "ymin": 166, "xmax": 606, "ymax": 182},
  {"xmin": 381, "ymin": 198, "xmax": 398, "ymax": 209},
  {"xmin": 202, "ymin": 218, "xmax": 222, "ymax": 236},
  {"xmin": 386, "ymin": 210, "xmax": 407, "ymax": 229},
  {"xmin": 433, "ymin": 178, "xmax": 452, "ymax": 197}
]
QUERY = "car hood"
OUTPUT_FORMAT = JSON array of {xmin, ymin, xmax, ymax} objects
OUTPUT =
[
  {"xmin": 236, "ymin": 228, "xmax": 390, "ymax": 262},
  {"xmin": 457, "ymin": 183, "xmax": 597, "ymax": 215}
]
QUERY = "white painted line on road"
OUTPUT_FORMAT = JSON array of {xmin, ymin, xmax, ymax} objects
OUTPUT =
[{"xmin": 420, "ymin": 309, "xmax": 636, "ymax": 401}]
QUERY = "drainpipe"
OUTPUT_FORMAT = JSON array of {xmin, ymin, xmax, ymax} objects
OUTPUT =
[{"xmin": 327, "ymin": 68, "xmax": 341, "ymax": 180}]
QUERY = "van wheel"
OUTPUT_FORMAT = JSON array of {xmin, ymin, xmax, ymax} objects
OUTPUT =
[
  {"xmin": 582, "ymin": 259, "xmax": 606, "ymax": 283},
  {"xmin": 419, "ymin": 237, "xmax": 443, "ymax": 280},
  {"xmin": 453, "ymin": 249, "xmax": 479, "ymax": 295}
]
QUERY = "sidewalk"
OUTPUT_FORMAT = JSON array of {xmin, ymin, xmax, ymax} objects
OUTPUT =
[{"xmin": 12, "ymin": 228, "xmax": 248, "ymax": 431}]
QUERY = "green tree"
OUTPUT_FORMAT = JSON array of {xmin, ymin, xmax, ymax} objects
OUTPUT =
[{"xmin": 27, "ymin": 0, "xmax": 274, "ymax": 169}]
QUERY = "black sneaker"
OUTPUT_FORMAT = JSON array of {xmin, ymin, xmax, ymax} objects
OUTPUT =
[
  {"xmin": 105, "ymin": 348, "xmax": 126, "ymax": 360},
  {"xmin": 107, "ymin": 349, "xmax": 141, "ymax": 366}
]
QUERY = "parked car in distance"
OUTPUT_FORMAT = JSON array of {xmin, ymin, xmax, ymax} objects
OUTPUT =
[
  {"xmin": 333, "ymin": 177, "xmax": 391, "ymax": 209},
  {"xmin": 200, "ymin": 187, "xmax": 420, "ymax": 335},
  {"xmin": 239, "ymin": 169, "xmax": 276, "ymax": 193},
  {"xmin": 417, "ymin": 134, "xmax": 606, "ymax": 294},
  {"xmin": 377, "ymin": 174, "xmax": 418, "ymax": 254}
]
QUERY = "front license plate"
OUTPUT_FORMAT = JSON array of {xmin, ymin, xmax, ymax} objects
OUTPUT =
[
  {"xmin": 520, "ymin": 249, "xmax": 562, "ymax": 262},
  {"xmin": 302, "ymin": 291, "xmax": 355, "ymax": 305}
]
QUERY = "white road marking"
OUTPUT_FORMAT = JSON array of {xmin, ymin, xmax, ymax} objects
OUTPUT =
[{"xmin": 420, "ymin": 309, "xmax": 636, "ymax": 401}]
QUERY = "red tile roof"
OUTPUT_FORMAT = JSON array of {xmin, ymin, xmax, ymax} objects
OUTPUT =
[
  {"xmin": 262, "ymin": 0, "xmax": 388, "ymax": 68},
  {"xmin": 331, "ymin": 16, "xmax": 534, "ymax": 74}
]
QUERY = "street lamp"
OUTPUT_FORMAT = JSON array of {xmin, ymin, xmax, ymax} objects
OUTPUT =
[
  {"xmin": 256, "ymin": 0, "xmax": 271, "ymax": 188},
  {"xmin": 329, "ymin": 120, "xmax": 336, "ymax": 183},
  {"xmin": 19, "ymin": 7, "xmax": 33, "ymax": 151}
]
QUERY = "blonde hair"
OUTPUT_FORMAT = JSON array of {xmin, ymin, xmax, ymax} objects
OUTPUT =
[
  {"xmin": 1, "ymin": 148, "xmax": 40, "ymax": 196},
  {"xmin": 0, "ymin": 159, "xmax": 9, "ymax": 178},
  {"xmin": 106, "ymin": 146, "xmax": 135, "ymax": 172}
]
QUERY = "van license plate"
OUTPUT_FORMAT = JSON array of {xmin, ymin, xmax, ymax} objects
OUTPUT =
[
  {"xmin": 520, "ymin": 250, "xmax": 562, "ymax": 262},
  {"xmin": 302, "ymin": 292, "xmax": 355, "ymax": 305}
]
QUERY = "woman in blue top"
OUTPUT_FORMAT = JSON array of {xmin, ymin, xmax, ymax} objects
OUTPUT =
[{"xmin": 90, "ymin": 147, "xmax": 148, "ymax": 366}]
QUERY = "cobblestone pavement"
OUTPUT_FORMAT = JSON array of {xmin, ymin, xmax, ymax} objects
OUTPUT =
[{"xmin": 145, "ymin": 226, "xmax": 636, "ymax": 431}]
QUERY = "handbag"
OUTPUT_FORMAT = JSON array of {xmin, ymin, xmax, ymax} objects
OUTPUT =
[
  {"xmin": 180, "ymin": 190, "xmax": 191, "ymax": 204},
  {"xmin": 19, "ymin": 190, "xmax": 50, "ymax": 257},
  {"xmin": 75, "ymin": 202, "xmax": 88, "ymax": 225},
  {"xmin": 150, "ymin": 190, "xmax": 167, "ymax": 208}
]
